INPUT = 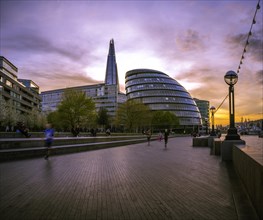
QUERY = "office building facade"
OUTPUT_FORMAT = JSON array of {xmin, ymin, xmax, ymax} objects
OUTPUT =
[
  {"xmin": 125, "ymin": 69, "xmax": 202, "ymax": 126},
  {"xmin": 193, "ymin": 98, "xmax": 210, "ymax": 126},
  {"xmin": 41, "ymin": 39, "xmax": 126, "ymax": 117}
]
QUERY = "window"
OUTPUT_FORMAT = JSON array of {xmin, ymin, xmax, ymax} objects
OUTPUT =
[{"xmin": 6, "ymin": 80, "xmax": 12, "ymax": 87}]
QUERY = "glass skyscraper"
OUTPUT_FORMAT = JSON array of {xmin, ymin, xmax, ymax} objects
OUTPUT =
[
  {"xmin": 105, "ymin": 39, "xmax": 119, "ymax": 87},
  {"xmin": 41, "ymin": 39, "xmax": 126, "ymax": 117},
  {"xmin": 125, "ymin": 69, "xmax": 201, "ymax": 126}
]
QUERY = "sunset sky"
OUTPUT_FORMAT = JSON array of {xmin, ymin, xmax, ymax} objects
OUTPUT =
[{"xmin": 0, "ymin": 0, "xmax": 262, "ymax": 125}]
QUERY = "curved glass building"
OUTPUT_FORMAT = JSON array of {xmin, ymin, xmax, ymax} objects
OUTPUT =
[{"xmin": 125, "ymin": 69, "xmax": 201, "ymax": 126}]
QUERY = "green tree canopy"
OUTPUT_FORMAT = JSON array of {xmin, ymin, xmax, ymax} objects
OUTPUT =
[
  {"xmin": 115, "ymin": 100, "xmax": 151, "ymax": 132},
  {"xmin": 0, "ymin": 98, "xmax": 18, "ymax": 128},
  {"xmin": 97, "ymin": 108, "xmax": 110, "ymax": 129},
  {"xmin": 0, "ymin": 97, "xmax": 46, "ymax": 131},
  {"xmin": 48, "ymin": 89, "xmax": 96, "ymax": 133},
  {"xmin": 151, "ymin": 111, "xmax": 179, "ymax": 130}
]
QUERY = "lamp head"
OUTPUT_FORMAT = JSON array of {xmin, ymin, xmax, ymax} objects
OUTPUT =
[
  {"xmin": 210, "ymin": 106, "xmax": 216, "ymax": 113},
  {"xmin": 224, "ymin": 70, "xmax": 238, "ymax": 85}
]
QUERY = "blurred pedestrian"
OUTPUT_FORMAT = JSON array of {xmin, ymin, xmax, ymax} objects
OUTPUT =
[
  {"xmin": 158, "ymin": 131, "xmax": 163, "ymax": 141},
  {"xmin": 146, "ymin": 129, "xmax": 151, "ymax": 146},
  {"xmin": 164, "ymin": 129, "xmax": 169, "ymax": 149},
  {"xmin": 44, "ymin": 123, "xmax": 54, "ymax": 160}
]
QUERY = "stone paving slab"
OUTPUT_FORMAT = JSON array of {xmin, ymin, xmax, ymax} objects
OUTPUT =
[{"xmin": 0, "ymin": 137, "xmax": 257, "ymax": 220}]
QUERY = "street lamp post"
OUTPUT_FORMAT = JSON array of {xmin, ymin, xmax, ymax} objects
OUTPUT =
[
  {"xmin": 224, "ymin": 71, "xmax": 240, "ymax": 140},
  {"xmin": 210, "ymin": 106, "xmax": 216, "ymax": 136},
  {"xmin": 205, "ymin": 118, "xmax": 208, "ymax": 135}
]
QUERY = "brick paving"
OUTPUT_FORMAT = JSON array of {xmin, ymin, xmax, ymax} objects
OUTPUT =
[{"xmin": 0, "ymin": 136, "xmax": 249, "ymax": 220}]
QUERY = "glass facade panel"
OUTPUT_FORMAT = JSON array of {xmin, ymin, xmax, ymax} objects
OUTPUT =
[
  {"xmin": 127, "ymin": 90, "xmax": 192, "ymax": 99},
  {"xmin": 127, "ymin": 84, "xmax": 187, "ymax": 93}
]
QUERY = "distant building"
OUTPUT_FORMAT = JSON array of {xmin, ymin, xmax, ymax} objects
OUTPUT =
[
  {"xmin": 0, "ymin": 56, "xmax": 41, "ymax": 116},
  {"xmin": 193, "ymin": 98, "xmax": 210, "ymax": 126},
  {"xmin": 125, "ymin": 69, "xmax": 202, "ymax": 126},
  {"xmin": 41, "ymin": 39, "xmax": 126, "ymax": 117}
]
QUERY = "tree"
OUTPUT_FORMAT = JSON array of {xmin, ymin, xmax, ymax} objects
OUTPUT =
[
  {"xmin": 0, "ymin": 96, "xmax": 46, "ymax": 132},
  {"xmin": 47, "ymin": 111, "xmax": 61, "ymax": 130},
  {"xmin": 0, "ymin": 98, "xmax": 20, "ymax": 130},
  {"xmin": 97, "ymin": 108, "xmax": 110, "ymax": 130},
  {"xmin": 52, "ymin": 89, "xmax": 96, "ymax": 135},
  {"xmin": 21, "ymin": 109, "xmax": 47, "ymax": 131},
  {"xmin": 114, "ymin": 100, "xmax": 151, "ymax": 132},
  {"xmin": 151, "ymin": 111, "xmax": 179, "ymax": 131}
]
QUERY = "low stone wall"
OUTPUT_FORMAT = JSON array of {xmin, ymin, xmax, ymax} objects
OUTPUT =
[
  {"xmin": 233, "ymin": 145, "xmax": 263, "ymax": 220},
  {"xmin": 0, "ymin": 135, "xmax": 161, "ymax": 161},
  {"xmin": 0, "ymin": 132, "xmax": 142, "ymax": 139},
  {"xmin": 221, "ymin": 140, "xmax": 245, "ymax": 161},
  {"xmin": 0, "ymin": 136, "xmax": 146, "ymax": 150},
  {"xmin": 193, "ymin": 137, "xmax": 221, "ymax": 154},
  {"xmin": 0, "ymin": 138, "xmax": 148, "ymax": 161},
  {"xmin": 211, "ymin": 138, "xmax": 222, "ymax": 155},
  {"xmin": 192, "ymin": 137, "xmax": 209, "ymax": 147}
]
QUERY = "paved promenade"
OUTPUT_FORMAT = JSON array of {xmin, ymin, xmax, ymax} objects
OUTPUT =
[{"xmin": 0, "ymin": 136, "xmax": 257, "ymax": 220}]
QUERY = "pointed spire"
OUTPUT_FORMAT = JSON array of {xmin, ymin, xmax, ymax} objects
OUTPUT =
[{"xmin": 105, "ymin": 39, "xmax": 119, "ymax": 89}]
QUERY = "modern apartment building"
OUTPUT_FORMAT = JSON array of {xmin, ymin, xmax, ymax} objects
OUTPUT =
[
  {"xmin": 41, "ymin": 39, "xmax": 127, "ymax": 117},
  {"xmin": 0, "ymin": 56, "xmax": 41, "ymax": 116}
]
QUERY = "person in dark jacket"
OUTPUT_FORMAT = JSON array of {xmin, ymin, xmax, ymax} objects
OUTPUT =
[{"xmin": 164, "ymin": 129, "xmax": 169, "ymax": 149}]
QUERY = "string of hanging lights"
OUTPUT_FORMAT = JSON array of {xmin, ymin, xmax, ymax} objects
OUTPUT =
[
  {"xmin": 237, "ymin": 0, "xmax": 261, "ymax": 74},
  {"xmin": 214, "ymin": 0, "xmax": 261, "ymax": 114}
]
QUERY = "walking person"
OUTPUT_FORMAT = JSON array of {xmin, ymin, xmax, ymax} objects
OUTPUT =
[
  {"xmin": 44, "ymin": 123, "xmax": 54, "ymax": 160},
  {"xmin": 164, "ymin": 129, "xmax": 169, "ymax": 149},
  {"xmin": 146, "ymin": 129, "xmax": 151, "ymax": 146},
  {"xmin": 158, "ymin": 131, "xmax": 163, "ymax": 141}
]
